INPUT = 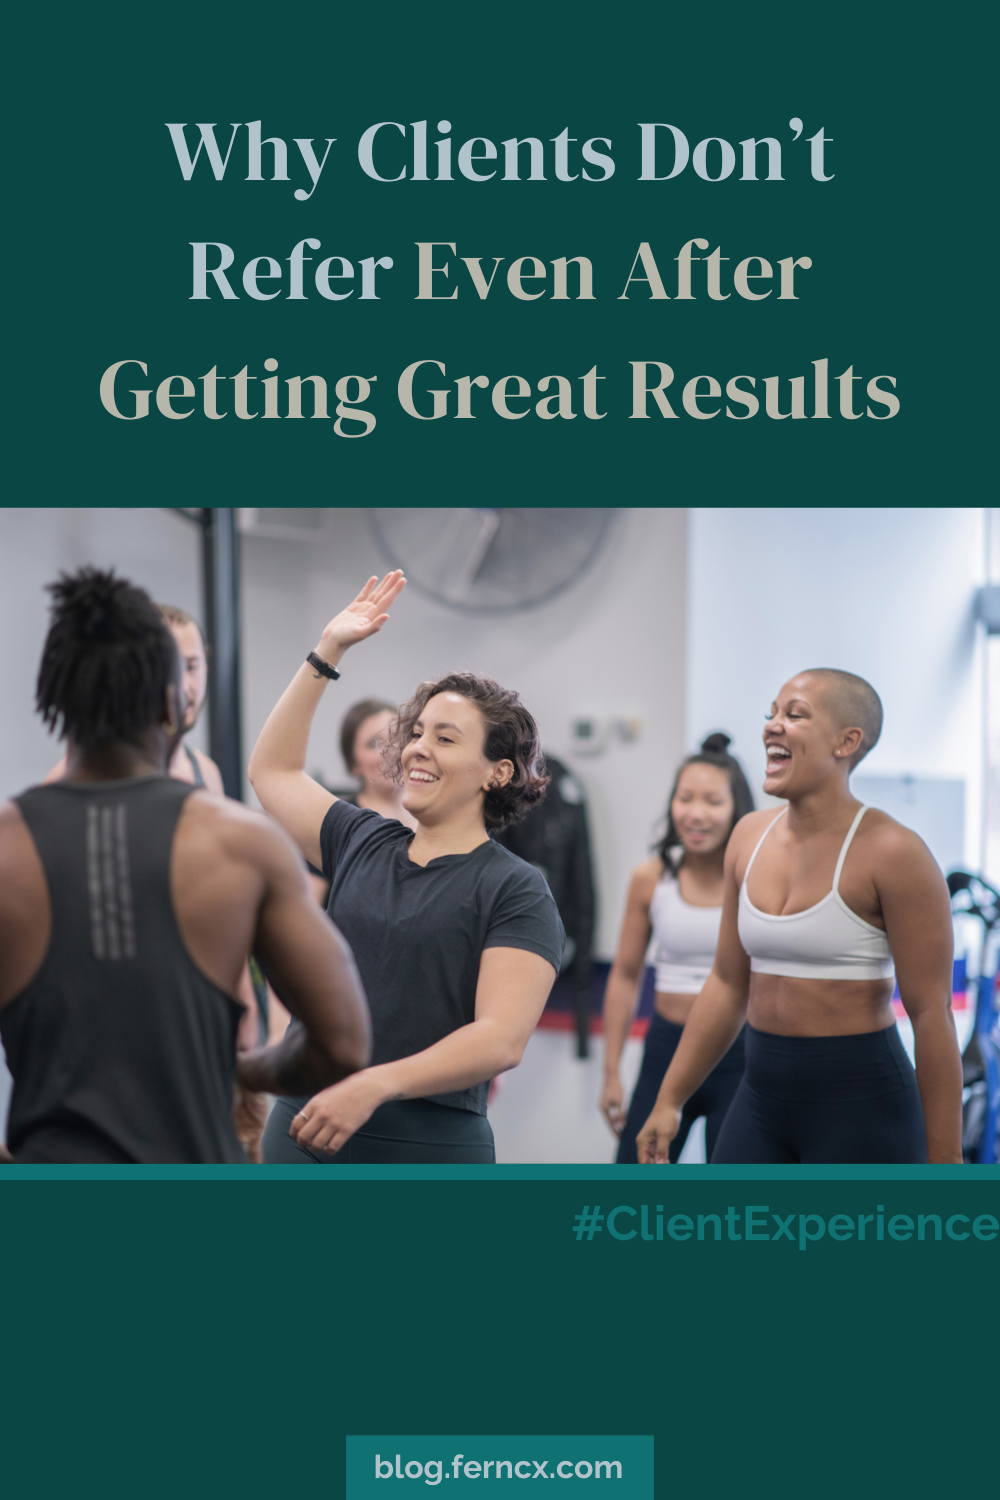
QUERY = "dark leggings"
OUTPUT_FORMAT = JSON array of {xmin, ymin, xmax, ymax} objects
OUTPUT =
[
  {"xmin": 617, "ymin": 1012, "xmax": 745, "ymax": 1164},
  {"xmin": 711, "ymin": 1023, "xmax": 927, "ymax": 1164},
  {"xmin": 262, "ymin": 1095, "xmax": 496, "ymax": 1165}
]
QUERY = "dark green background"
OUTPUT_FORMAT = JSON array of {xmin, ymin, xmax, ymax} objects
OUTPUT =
[
  {"xmin": 1, "ymin": 1175, "xmax": 997, "ymax": 1497},
  {"xmin": 4, "ymin": 9, "xmax": 996, "ymax": 1493},
  {"xmin": 7, "ymin": 4, "xmax": 989, "ymax": 506}
]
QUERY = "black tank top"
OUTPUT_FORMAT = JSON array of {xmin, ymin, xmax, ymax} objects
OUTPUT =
[{"xmin": 1, "ymin": 776, "xmax": 247, "ymax": 1163}]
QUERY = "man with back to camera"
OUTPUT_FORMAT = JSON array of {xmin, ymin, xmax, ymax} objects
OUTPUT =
[
  {"xmin": 0, "ymin": 567, "xmax": 371, "ymax": 1164},
  {"xmin": 45, "ymin": 598, "xmax": 273, "ymax": 1153}
]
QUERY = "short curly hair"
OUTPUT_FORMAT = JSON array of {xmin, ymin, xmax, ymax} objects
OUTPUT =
[{"xmin": 385, "ymin": 671, "xmax": 550, "ymax": 831}]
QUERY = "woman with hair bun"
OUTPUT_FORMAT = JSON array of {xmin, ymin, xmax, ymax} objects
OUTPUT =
[
  {"xmin": 249, "ymin": 572, "xmax": 564, "ymax": 1165},
  {"xmin": 601, "ymin": 733, "xmax": 755, "ymax": 1163}
]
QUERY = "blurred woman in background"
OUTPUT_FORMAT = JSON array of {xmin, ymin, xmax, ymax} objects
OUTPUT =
[
  {"xmin": 600, "ymin": 733, "xmax": 754, "ymax": 1163},
  {"xmin": 336, "ymin": 698, "xmax": 416, "ymax": 830}
]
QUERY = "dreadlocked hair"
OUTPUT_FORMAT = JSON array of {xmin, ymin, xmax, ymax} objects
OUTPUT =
[{"xmin": 36, "ymin": 568, "xmax": 179, "ymax": 749}]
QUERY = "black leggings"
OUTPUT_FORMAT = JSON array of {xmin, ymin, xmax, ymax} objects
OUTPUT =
[
  {"xmin": 262, "ymin": 1095, "xmax": 496, "ymax": 1165},
  {"xmin": 617, "ymin": 1013, "xmax": 745, "ymax": 1164},
  {"xmin": 711, "ymin": 1023, "xmax": 927, "ymax": 1164}
]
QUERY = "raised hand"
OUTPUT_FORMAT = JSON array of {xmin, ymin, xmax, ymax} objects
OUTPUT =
[{"xmin": 317, "ymin": 571, "xmax": 407, "ymax": 657}]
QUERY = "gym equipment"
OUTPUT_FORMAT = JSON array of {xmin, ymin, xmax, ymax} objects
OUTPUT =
[{"xmin": 946, "ymin": 870, "xmax": 1000, "ymax": 1164}]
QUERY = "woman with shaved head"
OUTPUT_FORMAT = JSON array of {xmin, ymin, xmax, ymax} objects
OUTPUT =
[{"xmin": 637, "ymin": 669, "xmax": 963, "ymax": 1164}]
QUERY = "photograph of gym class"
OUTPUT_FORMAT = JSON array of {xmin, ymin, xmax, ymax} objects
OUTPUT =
[{"xmin": 0, "ymin": 506, "xmax": 997, "ymax": 1167}]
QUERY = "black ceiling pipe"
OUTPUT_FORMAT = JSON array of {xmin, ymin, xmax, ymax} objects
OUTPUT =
[{"xmin": 201, "ymin": 508, "xmax": 243, "ymax": 799}]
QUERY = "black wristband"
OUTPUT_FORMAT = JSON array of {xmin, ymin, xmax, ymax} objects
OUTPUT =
[{"xmin": 306, "ymin": 650, "xmax": 341, "ymax": 681}]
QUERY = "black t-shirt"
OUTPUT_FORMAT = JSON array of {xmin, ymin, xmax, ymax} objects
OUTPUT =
[{"xmin": 320, "ymin": 800, "xmax": 565, "ymax": 1114}]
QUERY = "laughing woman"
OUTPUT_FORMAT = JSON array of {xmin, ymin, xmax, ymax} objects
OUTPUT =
[
  {"xmin": 636, "ymin": 670, "xmax": 963, "ymax": 1165},
  {"xmin": 248, "ymin": 572, "xmax": 564, "ymax": 1165}
]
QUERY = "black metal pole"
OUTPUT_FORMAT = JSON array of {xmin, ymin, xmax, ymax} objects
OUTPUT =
[{"xmin": 201, "ymin": 508, "xmax": 243, "ymax": 799}]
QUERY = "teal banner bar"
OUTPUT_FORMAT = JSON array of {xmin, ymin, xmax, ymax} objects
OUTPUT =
[
  {"xmin": 0, "ymin": 1164, "xmax": 998, "ymax": 1181},
  {"xmin": 346, "ymin": 1439, "xmax": 653, "ymax": 1500}
]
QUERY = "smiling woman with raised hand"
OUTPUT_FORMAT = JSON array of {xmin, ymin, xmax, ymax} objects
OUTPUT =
[
  {"xmin": 636, "ymin": 670, "xmax": 963, "ymax": 1165},
  {"xmin": 248, "ymin": 572, "xmax": 564, "ymax": 1164}
]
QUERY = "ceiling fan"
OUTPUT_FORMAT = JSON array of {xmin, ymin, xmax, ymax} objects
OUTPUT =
[{"xmin": 368, "ymin": 508, "xmax": 615, "ymax": 613}]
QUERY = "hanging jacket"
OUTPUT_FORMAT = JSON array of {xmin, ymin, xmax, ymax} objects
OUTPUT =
[{"xmin": 493, "ymin": 755, "xmax": 595, "ymax": 979}]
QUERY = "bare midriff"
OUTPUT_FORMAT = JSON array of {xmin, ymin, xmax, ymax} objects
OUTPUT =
[
  {"xmin": 654, "ymin": 990, "xmax": 700, "ymax": 1026},
  {"xmin": 747, "ymin": 973, "xmax": 896, "ymax": 1037}
]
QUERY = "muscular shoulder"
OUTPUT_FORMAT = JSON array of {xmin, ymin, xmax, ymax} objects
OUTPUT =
[
  {"xmin": 854, "ymin": 805, "xmax": 914, "ymax": 846},
  {"xmin": 177, "ymin": 790, "xmax": 301, "ymax": 875},
  {"xmin": 0, "ymin": 800, "xmax": 47, "ymax": 937},
  {"xmin": 0, "ymin": 800, "xmax": 28, "ymax": 861},
  {"xmin": 856, "ymin": 807, "xmax": 941, "ymax": 884},
  {"xmin": 0, "ymin": 798, "xmax": 37, "ymax": 859}
]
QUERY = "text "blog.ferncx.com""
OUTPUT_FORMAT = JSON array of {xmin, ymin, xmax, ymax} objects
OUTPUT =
[
  {"xmin": 376, "ymin": 1456, "xmax": 624, "ymax": 1484},
  {"xmin": 345, "ymin": 1439, "xmax": 654, "ymax": 1500}
]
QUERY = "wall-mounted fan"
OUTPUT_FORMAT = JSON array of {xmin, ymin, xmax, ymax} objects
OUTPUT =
[{"xmin": 368, "ymin": 508, "xmax": 615, "ymax": 613}]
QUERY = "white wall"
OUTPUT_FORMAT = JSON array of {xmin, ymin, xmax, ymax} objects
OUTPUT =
[
  {"xmin": 686, "ymin": 508, "xmax": 985, "ymax": 867},
  {"xmin": 242, "ymin": 507, "xmax": 688, "ymax": 957}
]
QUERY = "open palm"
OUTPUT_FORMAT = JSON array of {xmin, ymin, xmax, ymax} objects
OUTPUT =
[{"xmin": 320, "ymin": 571, "xmax": 407, "ymax": 652}]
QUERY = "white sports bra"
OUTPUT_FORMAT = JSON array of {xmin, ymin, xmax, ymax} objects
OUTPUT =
[
  {"xmin": 737, "ymin": 805, "xmax": 895, "ymax": 981},
  {"xmin": 650, "ymin": 873, "xmax": 722, "ymax": 993}
]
